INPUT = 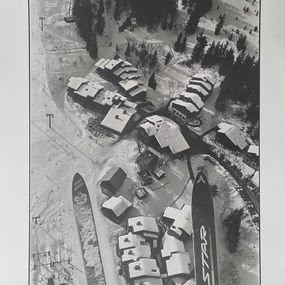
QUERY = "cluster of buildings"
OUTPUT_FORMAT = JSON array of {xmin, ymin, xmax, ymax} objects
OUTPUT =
[
  {"xmin": 95, "ymin": 58, "xmax": 147, "ymax": 102},
  {"xmin": 118, "ymin": 213, "xmax": 193, "ymax": 285},
  {"xmin": 169, "ymin": 73, "xmax": 216, "ymax": 122},
  {"xmin": 67, "ymin": 76, "xmax": 138, "ymax": 134},
  {"xmin": 139, "ymin": 115, "xmax": 190, "ymax": 157}
]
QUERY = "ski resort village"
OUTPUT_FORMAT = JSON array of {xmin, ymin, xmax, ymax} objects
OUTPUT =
[{"xmin": 30, "ymin": 0, "xmax": 260, "ymax": 285}]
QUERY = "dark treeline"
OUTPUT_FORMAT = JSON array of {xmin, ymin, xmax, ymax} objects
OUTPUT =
[{"xmin": 115, "ymin": 0, "xmax": 178, "ymax": 29}]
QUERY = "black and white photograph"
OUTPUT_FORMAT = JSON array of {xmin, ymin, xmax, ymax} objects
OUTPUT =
[{"xmin": 27, "ymin": 1, "xmax": 262, "ymax": 285}]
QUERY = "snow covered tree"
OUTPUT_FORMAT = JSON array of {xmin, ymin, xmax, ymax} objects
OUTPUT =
[
  {"xmin": 191, "ymin": 34, "xmax": 207, "ymax": 63},
  {"xmin": 164, "ymin": 51, "xmax": 173, "ymax": 65},
  {"xmin": 236, "ymin": 35, "xmax": 247, "ymax": 52},
  {"xmin": 180, "ymin": 35, "xmax": 187, "ymax": 53},
  {"xmin": 185, "ymin": 8, "xmax": 201, "ymax": 35},
  {"xmin": 219, "ymin": 48, "xmax": 235, "ymax": 75},
  {"xmin": 201, "ymin": 41, "xmax": 215, "ymax": 67},
  {"xmin": 215, "ymin": 14, "xmax": 226, "ymax": 35},
  {"xmin": 223, "ymin": 209, "xmax": 244, "ymax": 253},
  {"xmin": 148, "ymin": 72, "xmax": 157, "ymax": 90}
]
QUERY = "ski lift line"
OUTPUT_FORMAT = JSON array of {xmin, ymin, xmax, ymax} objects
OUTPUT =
[
  {"xmin": 31, "ymin": 121, "xmax": 71, "ymax": 154},
  {"xmin": 51, "ymin": 128, "xmax": 96, "ymax": 164}
]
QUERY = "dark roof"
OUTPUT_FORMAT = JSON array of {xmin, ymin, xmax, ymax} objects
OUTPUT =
[{"xmin": 100, "ymin": 167, "xmax": 127, "ymax": 189}]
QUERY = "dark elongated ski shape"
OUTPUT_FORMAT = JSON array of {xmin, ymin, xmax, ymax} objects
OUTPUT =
[
  {"xmin": 192, "ymin": 172, "xmax": 219, "ymax": 285},
  {"xmin": 72, "ymin": 173, "xmax": 106, "ymax": 285}
]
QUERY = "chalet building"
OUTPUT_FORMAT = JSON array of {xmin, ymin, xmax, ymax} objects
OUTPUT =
[
  {"xmin": 101, "ymin": 196, "xmax": 132, "ymax": 223},
  {"xmin": 216, "ymin": 123, "xmax": 248, "ymax": 151},
  {"xmin": 169, "ymin": 99, "xmax": 199, "ymax": 121},
  {"xmin": 191, "ymin": 73, "xmax": 216, "ymax": 88},
  {"xmin": 178, "ymin": 91, "xmax": 204, "ymax": 110},
  {"xmin": 139, "ymin": 115, "xmax": 190, "ymax": 157},
  {"xmin": 95, "ymin": 58, "xmax": 147, "ymax": 101},
  {"xmin": 136, "ymin": 149, "xmax": 159, "ymax": 172},
  {"xmin": 121, "ymin": 244, "xmax": 152, "ymax": 263},
  {"xmin": 161, "ymin": 233, "xmax": 193, "ymax": 281},
  {"xmin": 67, "ymin": 77, "xmax": 137, "ymax": 114},
  {"xmin": 186, "ymin": 84, "xmax": 209, "ymax": 101},
  {"xmin": 101, "ymin": 107, "xmax": 136, "ymax": 134},
  {"xmin": 247, "ymin": 144, "xmax": 259, "ymax": 162},
  {"xmin": 128, "ymin": 258, "xmax": 163, "ymax": 285},
  {"xmin": 163, "ymin": 204, "xmax": 192, "ymax": 240},
  {"xmin": 100, "ymin": 167, "xmax": 127, "ymax": 195},
  {"xmin": 128, "ymin": 216, "xmax": 159, "ymax": 248},
  {"xmin": 118, "ymin": 232, "xmax": 148, "ymax": 251},
  {"xmin": 187, "ymin": 79, "xmax": 212, "ymax": 93}
]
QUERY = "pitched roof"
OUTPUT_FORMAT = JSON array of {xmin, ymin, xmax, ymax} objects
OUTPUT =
[
  {"xmin": 102, "ymin": 196, "xmax": 131, "ymax": 217},
  {"xmin": 118, "ymin": 233, "xmax": 146, "ymax": 250},
  {"xmin": 119, "ymin": 80, "xmax": 139, "ymax": 91},
  {"xmin": 128, "ymin": 216, "xmax": 159, "ymax": 234},
  {"xmin": 104, "ymin": 59, "xmax": 123, "ymax": 71},
  {"xmin": 101, "ymin": 107, "xmax": 136, "ymax": 133},
  {"xmin": 170, "ymin": 99, "xmax": 199, "ymax": 113},
  {"xmin": 186, "ymin": 84, "xmax": 209, "ymax": 97},
  {"xmin": 166, "ymin": 252, "xmax": 191, "ymax": 277},
  {"xmin": 128, "ymin": 259, "xmax": 161, "ymax": 279},
  {"xmin": 122, "ymin": 245, "xmax": 152, "ymax": 262},
  {"xmin": 93, "ymin": 90, "xmax": 126, "ymax": 106},
  {"xmin": 100, "ymin": 167, "xmax": 127, "ymax": 189},
  {"xmin": 67, "ymin": 77, "xmax": 88, "ymax": 91},
  {"xmin": 179, "ymin": 92, "xmax": 204, "ymax": 109},
  {"xmin": 140, "ymin": 116, "xmax": 190, "ymax": 155},
  {"xmin": 163, "ymin": 204, "xmax": 192, "ymax": 236},
  {"xmin": 217, "ymin": 123, "xmax": 248, "ymax": 150},
  {"xmin": 161, "ymin": 233, "xmax": 185, "ymax": 258},
  {"xmin": 188, "ymin": 79, "xmax": 212, "ymax": 92},
  {"xmin": 248, "ymin": 144, "xmax": 259, "ymax": 156},
  {"xmin": 192, "ymin": 73, "xmax": 216, "ymax": 87}
]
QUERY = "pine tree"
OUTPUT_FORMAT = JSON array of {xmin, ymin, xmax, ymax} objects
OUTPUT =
[
  {"xmin": 180, "ymin": 35, "xmax": 187, "ymax": 53},
  {"xmin": 149, "ymin": 49, "xmax": 158, "ymax": 69},
  {"xmin": 228, "ymin": 33, "xmax": 233, "ymax": 41},
  {"xmin": 186, "ymin": 8, "xmax": 201, "ymax": 35},
  {"xmin": 124, "ymin": 42, "xmax": 131, "ymax": 58},
  {"xmin": 161, "ymin": 17, "xmax": 168, "ymax": 30},
  {"xmin": 191, "ymin": 34, "xmax": 207, "ymax": 62},
  {"xmin": 148, "ymin": 72, "xmax": 157, "ymax": 90},
  {"xmin": 223, "ymin": 209, "xmax": 244, "ymax": 253},
  {"xmin": 219, "ymin": 48, "xmax": 235, "ymax": 75},
  {"xmin": 86, "ymin": 36, "xmax": 98, "ymax": 59},
  {"xmin": 215, "ymin": 14, "xmax": 226, "ymax": 35},
  {"xmin": 174, "ymin": 31, "xmax": 183, "ymax": 52},
  {"xmin": 164, "ymin": 51, "xmax": 173, "ymax": 65},
  {"xmin": 236, "ymin": 35, "xmax": 247, "ymax": 52},
  {"xmin": 96, "ymin": 0, "xmax": 105, "ymax": 35}
]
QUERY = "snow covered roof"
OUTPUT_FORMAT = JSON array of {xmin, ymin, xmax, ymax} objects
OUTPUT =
[
  {"xmin": 188, "ymin": 79, "xmax": 212, "ymax": 92},
  {"xmin": 170, "ymin": 99, "xmax": 199, "ymax": 113},
  {"xmin": 217, "ymin": 123, "xmax": 248, "ymax": 150},
  {"xmin": 104, "ymin": 59, "xmax": 123, "ymax": 71},
  {"xmin": 93, "ymin": 90, "xmax": 126, "ymax": 106},
  {"xmin": 128, "ymin": 216, "xmax": 159, "ymax": 235},
  {"xmin": 179, "ymin": 92, "xmax": 204, "ymax": 109},
  {"xmin": 140, "ymin": 116, "xmax": 190, "ymax": 155},
  {"xmin": 186, "ymin": 84, "xmax": 209, "ymax": 97},
  {"xmin": 122, "ymin": 245, "xmax": 152, "ymax": 262},
  {"xmin": 161, "ymin": 233, "xmax": 185, "ymax": 258},
  {"xmin": 192, "ymin": 73, "xmax": 216, "ymax": 87},
  {"xmin": 163, "ymin": 204, "xmax": 192, "ymax": 236},
  {"xmin": 95, "ymin": 58, "xmax": 107, "ymax": 68},
  {"xmin": 96, "ymin": 58, "xmax": 111, "ymax": 70},
  {"xmin": 101, "ymin": 107, "xmax": 136, "ymax": 134},
  {"xmin": 128, "ymin": 259, "xmax": 161, "ymax": 279},
  {"xmin": 129, "ymin": 85, "xmax": 147, "ymax": 97},
  {"xmin": 100, "ymin": 167, "xmax": 127, "ymax": 190},
  {"xmin": 102, "ymin": 196, "xmax": 131, "ymax": 217},
  {"xmin": 248, "ymin": 144, "xmax": 259, "ymax": 156},
  {"xmin": 166, "ymin": 252, "xmax": 191, "ymax": 277},
  {"xmin": 74, "ymin": 81, "xmax": 104, "ymax": 98},
  {"xmin": 119, "ymin": 80, "xmax": 139, "ymax": 91},
  {"xmin": 118, "ymin": 233, "xmax": 146, "ymax": 250},
  {"xmin": 67, "ymin": 77, "xmax": 88, "ymax": 91}
]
